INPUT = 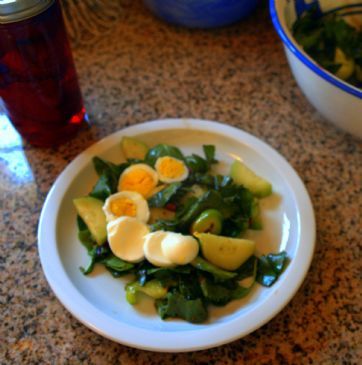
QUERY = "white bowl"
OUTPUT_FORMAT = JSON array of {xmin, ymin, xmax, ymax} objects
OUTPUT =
[{"xmin": 270, "ymin": 0, "xmax": 362, "ymax": 138}]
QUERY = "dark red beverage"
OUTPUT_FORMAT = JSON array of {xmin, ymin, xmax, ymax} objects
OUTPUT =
[{"xmin": 0, "ymin": 0, "xmax": 86, "ymax": 147}]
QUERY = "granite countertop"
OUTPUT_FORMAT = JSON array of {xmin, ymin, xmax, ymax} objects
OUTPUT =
[{"xmin": 1, "ymin": 1, "xmax": 361, "ymax": 364}]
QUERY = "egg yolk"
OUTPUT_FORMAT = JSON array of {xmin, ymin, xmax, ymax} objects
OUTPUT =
[
  {"xmin": 157, "ymin": 157, "xmax": 185, "ymax": 179},
  {"xmin": 120, "ymin": 169, "xmax": 155, "ymax": 197},
  {"xmin": 110, "ymin": 197, "xmax": 137, "ymax": 218}
]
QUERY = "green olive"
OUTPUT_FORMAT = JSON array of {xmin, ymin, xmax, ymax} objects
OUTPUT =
[{"xmin": 191, "ymin": 209, "xmax": 223, "ymax": 235}]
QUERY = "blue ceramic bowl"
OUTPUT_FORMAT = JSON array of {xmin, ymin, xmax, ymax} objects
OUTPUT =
[{"xmin": 143, "ymin": 0, "xmax": 259, "ymax": 28}]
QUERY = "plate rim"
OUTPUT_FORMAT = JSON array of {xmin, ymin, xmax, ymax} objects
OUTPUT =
[{"xmin": 38, "ymin": 118, "xmax": 316, "ymax": 352}]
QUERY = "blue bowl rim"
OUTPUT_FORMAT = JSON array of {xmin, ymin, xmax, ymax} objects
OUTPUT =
[{"xmin": 269, "ymin": 0, "xmax": 362, "ymax": 99}]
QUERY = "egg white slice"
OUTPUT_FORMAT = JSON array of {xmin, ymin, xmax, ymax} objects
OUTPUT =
[
  {"xmin": 107, "ymin": 216, "xmax": 149, "ymax": 263},
  {"xmin": 155, "ymin": 156, "xmax": 189, "ymax": 183},
  {"xmin": 143, "ymin": 231, "xmax": 174, "ymax": 268},
  {"xmin": 103, "ymin": 191, "xmax": 150, "ymax": 223},
  {"xmin": 161, "ymin": 232, "xmax": 199, "ymax": 265}
]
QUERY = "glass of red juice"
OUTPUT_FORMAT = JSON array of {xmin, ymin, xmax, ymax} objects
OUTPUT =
[{"xmin": 0, "ymin": 0, "xmax": 87, "ymax": 147}]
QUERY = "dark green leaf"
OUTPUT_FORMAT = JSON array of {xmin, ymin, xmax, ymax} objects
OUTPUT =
[
  {"xmin": 235, "ymin": 256, "xmax": 257, "ymax": 281},
  {"xmin": 149, "ymin": 219, "xmax": 179, "ymax": 232},
  {"xmin": 156, "ymin": 292, "xmax": 208, "ymax": 323},
  {"xmin": 191, "ymin": 257, "xmax": 237, "ymax": 281},
  {"xmin": 148, "ymin": 182, "xmax": 182, "ymax": 208},
  {"xmin": 89, "ymin": 174, "xmax": 113, "ymax": 201},
  {"xmin": 185, "ymin": 154, "xmax": 208, "ymax": 173},
  {"xmin": 90, "ymin": 157, "xmax": 129, "ymax": 200},
  {"xmin": 256, "ymin": 251, "xmax": 289, "ymax": 287},
  {"xmin": 292, "ymin": 6, "xmax": 362, "ymax": 88},
  {"xmin": 77, "ymin": 216, "xmax": 95, "ymax": 252},
  {"xmin": 266, "ymin": 251, "xmax": 289, "ymax": 274},
  {"xmin": 145, "ymin": 144, "xmax": 184, "ymax": 166},
  {"xmin": 178, "ymin": 275, "xmax": 203, "ymax": 300},
  {"xmin": 80, "ymin": 248, "xmax": 97, "ymax": 275},
  {"xmin": 79, "ymin": 244, "xmax": 112, "ymax": 276},
  {"xmin": 178, "ymin": 190, "xmax": 225, "ymax": 231},
  {"xmin": 200, "ymin": 279, "xmax": 232, "ymax": 306},
  {"xmin": 231, "ymin": 283, "xmax": 254, "ymax": 300},
  {"xmin": 203, "ymin": 145, "xmax": 217, "ymax": 165},
  {"xmin": 92, "ymin": 157, "xmax": 127, "ymax": 177},
  {"xmin": 101, "ymin": 255, "xmax": 134, "ymax": 273}
]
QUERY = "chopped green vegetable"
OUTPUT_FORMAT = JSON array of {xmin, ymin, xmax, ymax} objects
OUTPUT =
[
  {"xmin": 191, "ymin": 256, "xmax": 237, "ymax": 281},
  {"xmin": 203, "ymin": 145, "xmax": 217, "ymax": 166},
  {"xmin": 256, "ymin": 251, "xmax": 289, "ymax": 287},
  {"xmin": 101, "ymin": 256, "xmax": 134, "ymax": 273},
  {"xmin": 148, "ymin": 182, "xmax": 183, "ymax": 208},
  {"xmin": 80, "ymin": 244, "xmax": 111, "ymax": 275},
  {"xmin": 121, "ymin": 136, "xmax": 149, "ymax": 160},
  {"xmin": 126, "ymin": 279, "xmax": 168, "ymax": 305},
  {"xmin": 156, "ymin": 291, "xmax": 207, "ymax": 323},
  {"xmin": 89, "ymin": 174, "xmax": 114, "ymax": 201},
  {"xmin": 292, "ymin": 5, "xmax": 362, "ymax": 88},
  {"xmin": 190, "ymin": 208, "xmax": 223, "ymax": 235},
  {"xmin": 185, "ymin": 154, "xmax": 208, "ymax": 173},
  {"xmin": 73, "ymin": 196, "xmax": 107, "ymax": 245},
  {"xmin": 145, "ymin": 144, "xmax": 184, "ymax": 166},
  {"xmin": 90, "ymin": 157, "xmax": 129, "ymax": 201},
  {"xmin": 77, "ymin": 215, "xmax": 95, "ymax": 252}
]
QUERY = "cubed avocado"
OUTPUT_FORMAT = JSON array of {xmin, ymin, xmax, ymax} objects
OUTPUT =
[
  {"xmin": 121, "ymin": 136, "xmax": 149, "ymax": 160},
  {"xmin": 195, "ymin": 232, "xmax": 255, "ymax": 271},
  {"xmin": 230, "ymin": 160, "xmax": 272, "ymax": 198},
  {"xmin": 73, "ymin": 196, "xmax": 107, "ymax": 245}
]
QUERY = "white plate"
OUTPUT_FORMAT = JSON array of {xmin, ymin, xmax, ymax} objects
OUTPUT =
[{"xmin": 38, "ymin": 119, "xmax": 315, "ymax": 352}]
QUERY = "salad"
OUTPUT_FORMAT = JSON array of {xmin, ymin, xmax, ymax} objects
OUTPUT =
[
  {"xmin": 73, "ymin": 136, "xmax": 288, "ymax": 323},
  {"xmin": 292, "ymin": 5, "xmax": 362, "ymax": 88}
]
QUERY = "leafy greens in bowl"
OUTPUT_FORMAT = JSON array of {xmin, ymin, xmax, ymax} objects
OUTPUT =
[
  {"xmin": 270, "ymin": 0, "xmax": 362, "ymax": 138},
  {"xmin": 292, "ymin": 5, "xmax": 362, "ymax": 89}
]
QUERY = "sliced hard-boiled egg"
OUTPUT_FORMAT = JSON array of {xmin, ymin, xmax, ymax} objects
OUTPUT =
[
  {"xmin": 107, "ymin": 216, "xmax": 149, "ymax": 263},
  {"xmin": 155, "ymin": 156, "xmax": 189, "ymax": 183},
  {"xmin": 118, "ymin": 163, "xmax": 158, "ymax": 198},
  {"xmin": 103, "ymin": 191, "xmax": 149, "ymax": 223},
  {"xmin": 161, "ymin": 232, "xmax": 199, "ymax": 265},
  {"xmin": 143, "ymin": 231, "xmax": 174, "ymax": 267}
]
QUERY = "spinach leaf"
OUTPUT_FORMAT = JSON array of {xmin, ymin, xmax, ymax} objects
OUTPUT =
[
  {"xmin": 156, "ymin": 291, "xmax": 207, "ymax": 323},
  {"xmin": 93, "ymin": 157, "xmax": 127, "ymax": 177},
  {"xmin": 265, "ymin": 251, "xmax": 289, "ymax": 274},
  {"xmin": 221, "ymin": 217, "xmax": 249, "ymax": 237},
  {"xmin": 89, "ymin": 157, "xmax": 129, "ymax": 201},
  {"xmin": 148, "ymin": 182, "xmax": 182, "ymax": 208},
  {"xmin": 149, "ymin": 219, "xmax": 179, "ymax": 232},
  {"xmin": 235, "ymin": 256, "xmax": 257, "ymax": 281},
  {"xmin": 178, "ymin": 190, "xmax": 225, "ymax": 231},
  {"xmin": 185, "ymin": 154, "xmax": 208, "ymax": 173},
  {"xmin": 191, "ymin": 257, "xmax": 236, "ymax": 281},
  {"xmin": 200, "ymin": 276, "xmax": 254, "ymax": 305},
  {"xmin": 178, "ymin": 275, "xmax": 203, "ymax": 300},
  {"xmin": 80, "ymin": 244, "xmax": 112, "ymax": 275},
  {"xmin": 89, "ymin": 174, "xmax": 114, "ymax": 201},
  {"xmin": 77, "ymin": 215, "xmax": 95, "ymax": 252},
  {"xmin": 203, "ymin": 145, "xmax": 217, "ymax": 165},
  {"xmin": 80, "ymin": 247, "xmax": 97, "ymax": 275},
  {"xmin": 101, "ymin": 255, "xmax": 134, "ymax": 273},
  {"xmin": 256, "ymin": 251, "xmax": 289, "ymax": 287},
  {"xmin": 292, "ymin": 5, "xmax": 362, "ymax": 88},
  {"xmin": 200, "ymin": 278, "xmax": 232, "ymax": 306},
  {"xmin": 145, "ymin": 144, "xmax": 184, "ymax": 166}
]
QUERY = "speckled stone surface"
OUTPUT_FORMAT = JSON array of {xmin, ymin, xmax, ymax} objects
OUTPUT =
[{"xmin": 1, "ymin": 1, "xmax": 361, "ymax": 364}]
